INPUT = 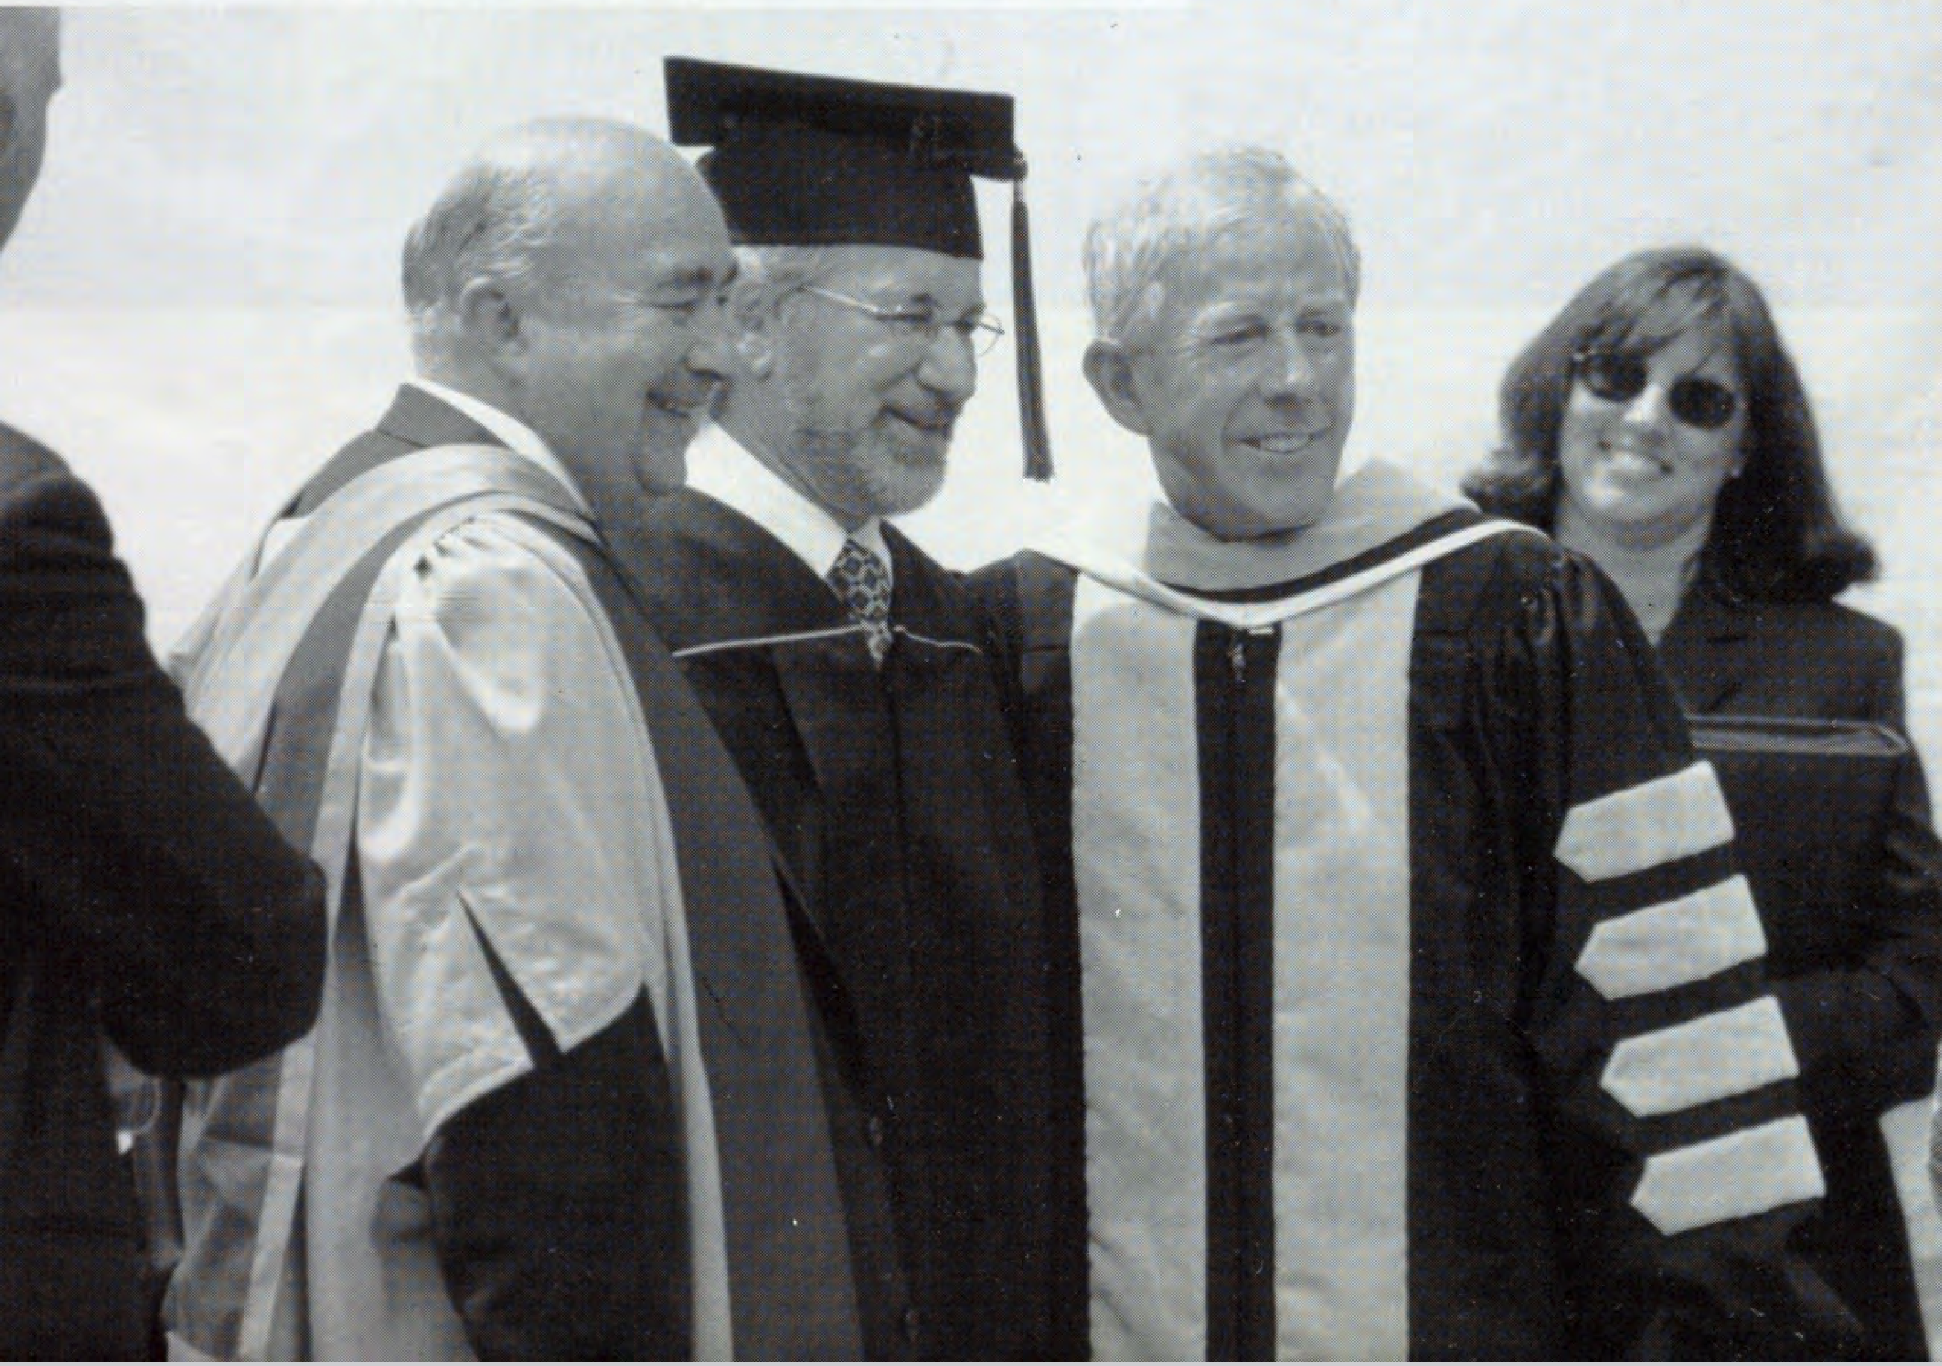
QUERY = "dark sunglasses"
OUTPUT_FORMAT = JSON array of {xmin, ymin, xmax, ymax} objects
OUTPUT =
[{"xmin": 1571, "ymin": 349, "xmax": 1741, "ymax": 430}]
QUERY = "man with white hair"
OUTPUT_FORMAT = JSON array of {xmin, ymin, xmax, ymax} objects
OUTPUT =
[
  {"xmin": 166, "ymin": 118, "xmax": 873, "ymax": 1359},
  {"xmin": 973, "ymin": 146, "xmax": 1858, "ymax": 1358}
]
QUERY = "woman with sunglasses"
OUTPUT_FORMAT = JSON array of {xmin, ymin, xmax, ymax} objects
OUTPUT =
[{"xmin": 1465, "ymin": 244, "xmax": 1942, "ymax": 1359}]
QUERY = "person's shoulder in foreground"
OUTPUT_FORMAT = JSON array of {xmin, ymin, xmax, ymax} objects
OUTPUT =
[{"xmin": 0, "ymin": 12, "xmax": 324, "ymax": 1358}]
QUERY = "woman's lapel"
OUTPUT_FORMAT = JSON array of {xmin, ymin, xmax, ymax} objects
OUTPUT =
[{"xmin": 1658, "ymin": 577, "xmax": 1760, "ymax": 713}]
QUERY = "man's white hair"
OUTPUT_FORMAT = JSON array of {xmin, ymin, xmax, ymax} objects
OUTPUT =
[{"xmin": 1083, "ymin": 145, "xmax": 1361, "ymax": 348}]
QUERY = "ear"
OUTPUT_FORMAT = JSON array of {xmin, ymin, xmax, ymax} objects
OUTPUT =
[
  {"xmin": 1083, "ymin": 338, "xmax": 1153, "ymax": 437},
  {"xmin": 455, "ymin": 279, "xmax": 523, "ymax": 367}
]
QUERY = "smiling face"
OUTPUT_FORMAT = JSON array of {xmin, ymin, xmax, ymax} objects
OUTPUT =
[
  {"xmin": 1555, "ymin": 325, "xmax": 1747, "ymax": 551},
  {"xmin": 1094, "ymin": 210, "xmax": 1356, "ymax": 540},
  {"xmin": 511, "ymin": 164, "xmax": 736, "ymax": 497},
  {"xmin": 756, "ymin": 244, "xmax": 983, "ymax": 526}
]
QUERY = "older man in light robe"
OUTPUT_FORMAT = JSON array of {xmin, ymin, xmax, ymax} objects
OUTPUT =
[{"xmin": 164, "ymin": 120, "xmax": 869, "ymax": 1360}]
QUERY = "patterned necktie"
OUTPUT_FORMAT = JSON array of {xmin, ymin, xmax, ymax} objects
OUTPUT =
[{"xmin": 827, "ymin": 537, "xmax": 893, "ymax": 664}]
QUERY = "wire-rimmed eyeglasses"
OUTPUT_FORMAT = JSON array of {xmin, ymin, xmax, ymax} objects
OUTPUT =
[{"xmin": 797, "ymin": 284, "xmax": 1006, "ymax": 357}]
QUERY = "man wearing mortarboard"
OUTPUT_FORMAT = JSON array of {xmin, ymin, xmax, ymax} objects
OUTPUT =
[{"xmin": 648, "ymin": 59, "xmax": 1059, "ymax": 1360}]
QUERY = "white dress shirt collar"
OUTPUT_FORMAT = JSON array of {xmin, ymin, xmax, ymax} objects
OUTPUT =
[
  {"xmin": 405, "ymin": 377, "xmax": 589, "ymax": 514},
  {"xmin": 683, "ymin": 421, "xmax": 891, "ymax": 584}
]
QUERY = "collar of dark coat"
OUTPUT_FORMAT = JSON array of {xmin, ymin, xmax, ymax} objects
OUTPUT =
[
  {"xmin": 1656, "ymin": 568, "xmax": 1758, "ymax": 712},
  {"xmin": 294, "ymin": 384, "xmax": 674, "ymax": 606},
  {"xmin": 375, "ymin": 383, "xmax": 503, "ymax": 451},
  {"xmin": 291, "ymin": 385, "xmax": 671, "ymax": 649},
  {"xmin": 643, "ymin": 487, "xmax": 977, "ymax": 651}
]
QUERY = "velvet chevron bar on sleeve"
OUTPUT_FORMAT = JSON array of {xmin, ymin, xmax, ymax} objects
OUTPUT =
[{"xmin": 1559, "ymin": 767, "xmax": 1821, "ymax": 1232}]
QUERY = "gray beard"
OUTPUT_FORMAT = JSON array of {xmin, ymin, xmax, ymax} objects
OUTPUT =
[{"xmin": 793, "ymin": 420, "xmax": 949, "ymax": 520}]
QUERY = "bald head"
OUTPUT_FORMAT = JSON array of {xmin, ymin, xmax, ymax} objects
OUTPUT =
[
  {"xmin": 403, "ymin": 117, "xmax": 721, "ymax": 344},
  {"xmin": 0, "ymin": 7, "xmax": 60, "ymax": 255},
  {"xmin": 401, "ymin": 116, "xmax": 737, "ymax": 502}
]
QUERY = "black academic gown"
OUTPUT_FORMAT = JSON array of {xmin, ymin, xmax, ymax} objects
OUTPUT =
[
  {"xmin": 1660, "ymin": 572, "xmax": 1942, "ymax": 1360},
  {"xmin": 642, "ymin": 487, "xmax": 1053, "ymax": 1360},
  {"xmin": 973, "ymin": 500, "xmax": 1862, "ymax": 1360}
]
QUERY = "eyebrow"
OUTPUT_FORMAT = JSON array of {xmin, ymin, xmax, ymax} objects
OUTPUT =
[{"xmin": 860, "ymin": 289, "xmax": 989, "ymax": 313}]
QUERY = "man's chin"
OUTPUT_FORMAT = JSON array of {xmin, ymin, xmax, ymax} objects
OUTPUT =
[
  {"xmin": 636, "ymin": 439, "xmax": 691, "ymax": 497},
  {"xmin": 870, "ymin": 428, "xmax": 949, "ymax": 504},
  {"xmin": 865, "ymin": 462, "xmax": 949, "ymax": 519},
  {"xmin": 882, "ymin": 423, "xmax": 952, "ymax": 474}
]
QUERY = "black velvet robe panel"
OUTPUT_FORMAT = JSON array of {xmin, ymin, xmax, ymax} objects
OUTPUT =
[
  {"xmin": 642, "ymin": 488, "xmax": 1053, "ymax": 1360},
  {"xmin": 973, "ymin": 527, "xmax": 1861, "ymax": 1360}
]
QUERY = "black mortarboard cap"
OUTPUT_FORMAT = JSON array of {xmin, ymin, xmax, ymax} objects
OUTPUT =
[{"xmin": 665, "ymin": 57, "xmax": 1053, "ymax": 479}]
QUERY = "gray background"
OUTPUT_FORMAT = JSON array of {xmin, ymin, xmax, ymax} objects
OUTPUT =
[{"xmin": 4, "ymin": 1, "xmax": 1938, "ymax": 756}]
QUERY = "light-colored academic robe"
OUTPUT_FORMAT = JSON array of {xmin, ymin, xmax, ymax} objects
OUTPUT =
[{"xmin": 162, "ymin": 444, "xmax": 728, "ymax": 1360}]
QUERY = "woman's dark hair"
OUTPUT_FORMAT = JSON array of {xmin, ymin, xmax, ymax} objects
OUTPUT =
[{"xmin": 1462, "ymin": 245, "xmax": 1876, "ymax": 602}]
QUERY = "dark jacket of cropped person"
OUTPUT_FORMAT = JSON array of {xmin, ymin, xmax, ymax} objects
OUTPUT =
[
  {"xmin": 1462, "ymin": 240, "xmax": 1942, "ymax": 1357},
  {"xmin": 0, "ymin": 423, "xmax": 327, "ymax": 1360},
  {"xmin": 1660, "ymin": 566, "xmax": 1942, "ymax": 1359}
]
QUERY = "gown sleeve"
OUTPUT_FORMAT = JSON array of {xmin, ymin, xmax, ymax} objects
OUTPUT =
[
  {"xmin": 1478, "ymin": 540, "xmax": 1861, "ymax": 1358},
  {"xmin": 355, "ymin": 515, "xmax": 690, "ymax": 1359}
]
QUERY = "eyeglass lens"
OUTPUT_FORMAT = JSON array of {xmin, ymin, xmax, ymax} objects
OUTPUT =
[
  {"xmin": 1576, "ymin": 351, "xmax": 1740, "ymax": 430},
  {"xmin": 959, "ymin": 318, "xmax": 1005, "ymax": 357},
  {"xmin": 800, "ymin": 286, "xmax": 1003, "ymax": 357}
]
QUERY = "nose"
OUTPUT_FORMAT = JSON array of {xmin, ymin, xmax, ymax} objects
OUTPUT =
[
  {"xmin": 1258, "ymin": 325, "xmax": 1319, "ymax": 401},
  {"xmin": 916, "ymin": 325, "xmax": 978, "ymax": 404},
  {"xmin": 683, "ymin": 296, "xmax": 734, "ymax": 384},
  {"xmin": 1619, "ymin": 378, "xmax": 1674, "ymax": 432}
]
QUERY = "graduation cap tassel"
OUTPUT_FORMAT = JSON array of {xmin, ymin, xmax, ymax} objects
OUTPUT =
[{"xmin": 1011, "ymin": 159, "xmax": 1054, "ymax": 481}]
